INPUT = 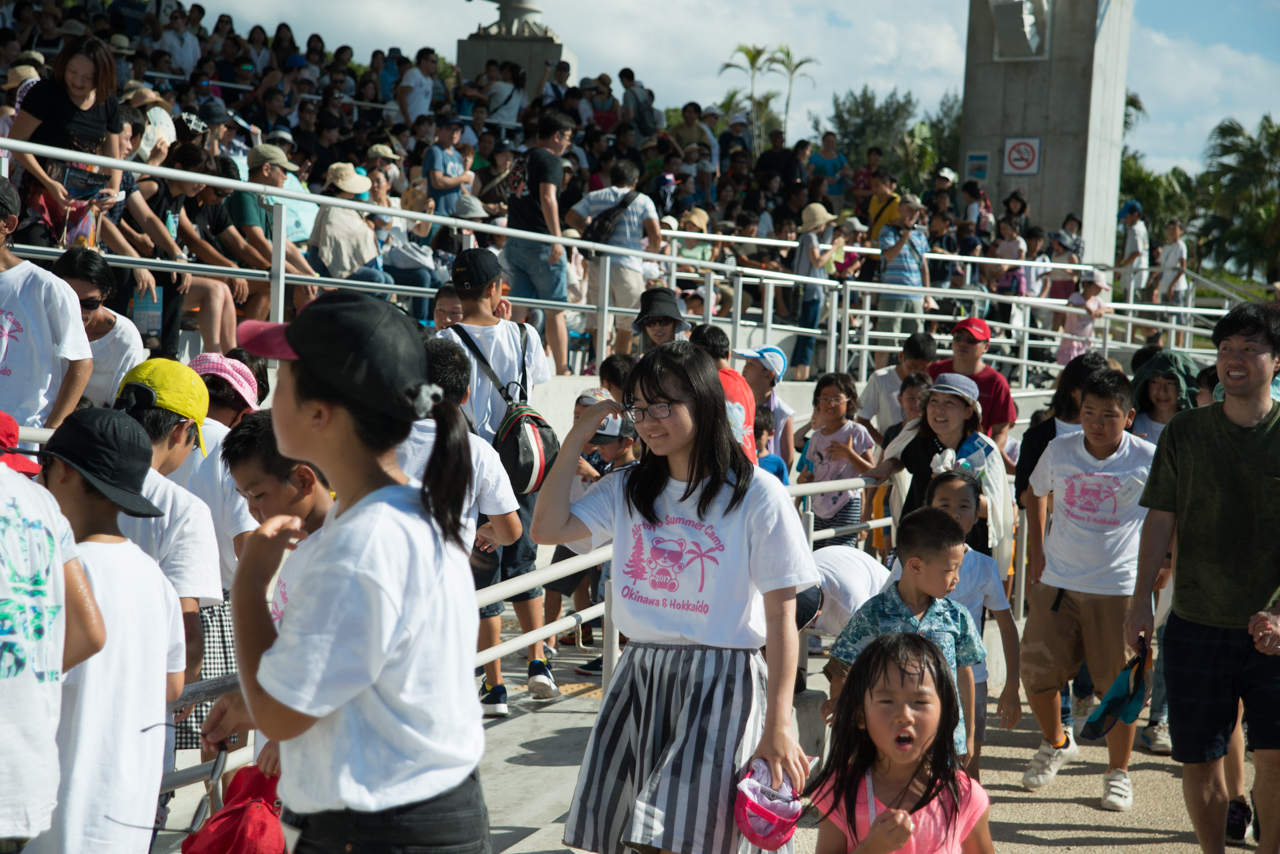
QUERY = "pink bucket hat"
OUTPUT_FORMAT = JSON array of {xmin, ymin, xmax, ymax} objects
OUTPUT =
[
  {"xmin": 734, "ymin": 759, "xmax": 805, "ymax": 851},
  {"xmin": 188, "ymin": 353, "xmax": 260, "ymax": 411}
]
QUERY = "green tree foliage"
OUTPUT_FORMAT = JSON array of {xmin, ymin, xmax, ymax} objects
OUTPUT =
[
  {"xmin": 719, "ymin": 44, "xmax": 771, "ymax": 152},
  {"xmin": 926, "ymin": 90, "xmax": 962, "ymax": 175},
  {"xmin": 810, "ymin": 85, "xmax": 918, "ymax": 177},
  {"xmin": 1201, "ymin": 115, "xmax": 1280, "ymax": 283}
]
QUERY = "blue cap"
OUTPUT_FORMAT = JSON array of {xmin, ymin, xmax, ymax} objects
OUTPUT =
[
  {"xmin": 1118, "ymin": 200, "xmax": 1142, "ymax": 220},
  {"xmin": 285, "ymin": 53, "xmax": 307, "ymax": 69}
]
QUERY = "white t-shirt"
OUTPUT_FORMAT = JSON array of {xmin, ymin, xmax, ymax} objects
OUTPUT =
[
  {"xmin": 170, "ymin": 419, "xmax": 258, "ymax": 590},
  {"xmin": 82, "ymin": 309, "xmax": 146, "ymax": 408},
  {"xmin": 1159, "ymin": 238, "xmax": 1187, "ymax": 293},
  {"xmin": 764, "ymin": 389, "xmax": 795, "ymax": 460},
  {"xmin": 0, "ymin": 261, "xmax": 93, "ymax": 428},
  {"xmin": 570, "ymin": 469, "xmax": 819, "ymax": 647},
  {"xmin": 1028, "ymin": 431, "xmax": 1157, "ymax": 595},
  {"xmin": 118, "ymin": 468, "xmax": 223, "ymax": 606},
  {"xmin": 26, "ymin": 541, "xmax": 184, "ymax": 854},
  {"xmin": 257, "ymin": 485, "xmax": 484, "ymax": 813},
  {"xmin": 1130, "ymin": 412, "xmax": 1166, "ymax": 445},
  {"xmin": 1123, "ymin": 220, "xmax": 1150, "ymax": 283},
  {"xmin": 809, "ymin": 546, "xmax": 890, "ymax": 637},
  {"xmin": 888, "ymin": 546, "xmax": 1008, "ymax": 681},
  {"xmin": 398, "ymin": 67, "xmax": 433, "ymax": 122},
  {"xmin": 486, "ymin": 81, "xmax": 525, "ymax": 125},
  {"xmin": 396, "ymin": 419, "xmax": 519, "ymax": 548},
  {"xmin": 858, "ymin": 365, "xmax": 906, "ymax": 436},
  {"xmin": 0, "ymin": 467, "xmax": 69, "ymax": 839},
  {"xmin": 442, "ymin": 321, "xmax": 551, "ymax": 443}
]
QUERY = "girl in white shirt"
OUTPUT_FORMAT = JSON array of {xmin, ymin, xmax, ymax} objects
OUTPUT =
[
  {"xmin": 202, "ymin": 290, "xmax": 488, "ymax": 850},
  {"xmin": 533, "ymin": 341, "xmax": 820, "ymax": 854}
]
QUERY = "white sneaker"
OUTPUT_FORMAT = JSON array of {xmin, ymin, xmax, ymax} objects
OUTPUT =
[
  {"xmin": 1022, "ymin": 734, "xmax": 1079, "ymax": 790},
  {"xmin": 1100, "ymin": 769, "xmax": 1134, "ymax": 811}
]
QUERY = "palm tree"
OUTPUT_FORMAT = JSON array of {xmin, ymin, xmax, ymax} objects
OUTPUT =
[
  {"xmin": 767, "ymin": 46, "xmax": 817, "ymax": 139},
  {"xmin": 1201, "ymin": 115, "xmax": 1280, "ymax": 282},
  {"xmin": 719, "ymin": 44, "xmax": 771, "ymax": 155},
  {"xmin": 1123, "ymin": 89, "xmax": 1147, "ymax": 136}
]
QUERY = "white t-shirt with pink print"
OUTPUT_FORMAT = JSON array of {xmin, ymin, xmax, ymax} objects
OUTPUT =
[
  {"xmin": 570, "ymin": 468, "xmax": 819, "ymax": 648},
  {"xmin": 1028, "ymin": 430, "xmax": 1156, "ymax": 595}
]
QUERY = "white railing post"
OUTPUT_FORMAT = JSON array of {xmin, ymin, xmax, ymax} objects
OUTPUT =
[
  {"xmin": 730, "ymin": 272, "xmax": 743, "ymax": 351},
  {"xmin": 762, "ymin": 278, "xmax": 774, "ymax": 349},
  {"xmin": 1018, "ymin": 321, "xmax": 1030, "ymax": 388},
  {"xmin": 269, "ymin": 202, "xmax": 287, "ymax": 325},
  {"xmin": 825, "ymin": 286, "xmax": 839, "ymax": 374},
  {"xmin": 802, "ymin": 508, "xmax": 816, "ymax": 550},
  {"xmin": 841, "ymin": 280, "xmax": 853, "ymax": 374},
  {"xmin": 668, "ymin": 238, "xmax": 679, "ymax": 290},
  {"xmin": 1014, "ymin": 508, "xmax": 1028, "ymax": 620},
  {"xmin": 596, "ymin": 260, "xmax": 611, "ymax": 367},
  {"xmin": 702, "ymin": 269, "xmax": 715, "ymax": 326},
  {"xmin": 1101, "ymin": 315, "xmax": 1110, "ymax": 359},
  {"xmin": 602, "ymin": 581, "xmax": 619, "ymax": 691},
  {"xmin": 859, "ymin": 288, "xmax": 871, "ymax": 382},
  {"xmin": 462, "ymin": 232, "xmax": 476, "ymax": 251}
]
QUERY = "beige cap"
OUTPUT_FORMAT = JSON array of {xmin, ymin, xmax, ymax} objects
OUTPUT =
[
  {"xmin": 109, "ymin": 34, "xmax": 134, "ymax": 56},
  {"xmin": 247, "ymin": 144, "xmax": 298, "ymax": 172},
  {"xmin": 366, "ymin": 143, "xmax": 399, "ymax": 160},
  {"xmin": 127, "ymin": 87, "xmax": 168, "ymax": 110},
  {"xmin": 324, "ymin": 162, "xmax": 371, "ymax": 194}
]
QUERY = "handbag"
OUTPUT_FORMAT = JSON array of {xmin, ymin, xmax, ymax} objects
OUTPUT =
[{"xmin": 180, "ymin": 766, "xmax": 285, "ymax": 854}]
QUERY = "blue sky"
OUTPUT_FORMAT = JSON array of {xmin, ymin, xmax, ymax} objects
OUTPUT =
[{"xmin": 212, "ymin": 0, "xmax": 1276, "ymax": 175}]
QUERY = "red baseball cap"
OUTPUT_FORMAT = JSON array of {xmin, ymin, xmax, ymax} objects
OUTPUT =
[
  {"xmin": 0, "ymin": 410, "xmax": 40, "ymax": 476},
  {"xmin": 951, "ymin": 317, "xmax": 991, "ymax": 341}
]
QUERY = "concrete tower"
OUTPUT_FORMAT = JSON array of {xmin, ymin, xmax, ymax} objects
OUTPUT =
[
  {"xmin": 456, "ymin": 0, "xmax": 579, "ymax": 103},
  {"xmin": 959, "ymin": 0, "xmax": 1133, "ymax": 268}
]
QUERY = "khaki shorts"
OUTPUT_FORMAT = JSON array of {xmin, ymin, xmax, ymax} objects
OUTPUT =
[
  {"xmin": 1019, "ymin": 582, "xmax": 1134, "ymax": 699},
  {"xmin": 586, "ymin": 260, "xmax": 645, "ymax": 330}
]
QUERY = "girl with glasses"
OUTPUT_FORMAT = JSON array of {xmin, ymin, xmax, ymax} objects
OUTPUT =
[
  {"xmin": 532, "ymin": 341, "xmax": 820, "ymax": 854},
  {"xmin": 797, "ymin": 372, "xmax": 876, "ymax": 547}
]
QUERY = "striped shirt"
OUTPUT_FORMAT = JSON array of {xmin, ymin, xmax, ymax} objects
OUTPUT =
[
  {"xmin": 569, "ymin": 186, "xmax": 659, "ymax": 272},
  {"xmin": 879, "ymin": 225, "xmax": 931, "ymax": 290}
]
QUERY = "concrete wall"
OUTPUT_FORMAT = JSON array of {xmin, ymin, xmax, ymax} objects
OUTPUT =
[
  {"xmin": 959, "ymin": 0, "xmax": 1132, "ymax": 270},
  {"xmin": 454, "ymin": 35, "xmax": 578, "ymax": 104}
]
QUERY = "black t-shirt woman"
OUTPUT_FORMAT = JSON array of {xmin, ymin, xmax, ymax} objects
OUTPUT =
[{"xmin": 9, "ymin": 35, "xmax": 123, "ymax": 246}]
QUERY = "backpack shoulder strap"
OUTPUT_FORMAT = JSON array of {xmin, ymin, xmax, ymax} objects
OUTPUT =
[
  {"xmin": 452, "ymin": 326, "xmax": 516, "ymax": 407},
  {"xmin": 516, "ymin": 323, "xmax": 530, "ymax": 403}
]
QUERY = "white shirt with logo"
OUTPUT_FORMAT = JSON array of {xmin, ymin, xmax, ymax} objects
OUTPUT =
[{"xmin": 1028, "ymin": 431, "xmax": 1157, "ymax": 595}]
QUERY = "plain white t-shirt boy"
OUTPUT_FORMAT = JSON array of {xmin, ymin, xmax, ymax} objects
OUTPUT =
[
  {"xmin": 1159, "ymin": 238, "xmax": 1188, "ymax": 296},
  {"xmin": 0, "ymin": 261, "xmax": 93, "ymax": 427},
  {"xmin": 398, "ymin": 67, "xmax": 433, "ymax": 122},
  {"xmin": 442, "ymin": 320, "xmax": 552, "ymax": 443},
  {"xmin": 82, "ymin": 308, "xmax": 147, "ymax": 408},
  {"xmin": 570, "ymin": 469, "xmax": 820, "ymax": 647},
  {"xmin": 26, "ymin": 541, "xmax": 185, "ymax": 854},
  {"xmin": 396, "ymin": 419, "xmax": 520, "ymax": 548},
  {"xmin": 809, "ymin": 545, "xmax": 890, "ymax": 637},
  {"xmin": 118, "ymin": 468, "xmax": 223, "ymax": 606},
  {"xmin": 0, "ymin": 467, "xmax": 70, "ymax": 840},
  {"xmin": 888, "ymin": 546, "xmax": 1009, "ymax": 682},
  {"xmin": 1028, "ymin": 431, "xmax": 1157, "ymax": 595},
  {"xmin": 171, "ymin": 418, "xmax": 259, "ymax": 590},
  {"xmin": 257, "ymin": 485, "xmax": 484, "ymax": 813},
  {"xmin": 858, "ymin": 365, "xmax": 906, "ymax": 437}
]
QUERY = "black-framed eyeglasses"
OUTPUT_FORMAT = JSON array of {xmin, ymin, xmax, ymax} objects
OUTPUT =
[
  {"xmin": 625, "ymin": 394, "xmax": 690, "ymax": 423},
  {"xmin": 79, "ymin": 297, "xmax": 103, "ymax": 311},
  {"xmin": 213, "ymin": 187, "xmax": 233, "ymax": 198},
  {"xmin": 642, "ymin": 316, "xmax": 676, "ymax": 328}
]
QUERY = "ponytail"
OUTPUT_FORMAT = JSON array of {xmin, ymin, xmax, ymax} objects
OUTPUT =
[{"xmin": 420, "ymin": 398, "xmax": 472, "ymax": 548}]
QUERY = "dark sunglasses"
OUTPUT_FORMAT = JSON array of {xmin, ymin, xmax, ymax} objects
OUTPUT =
[
  {"xmin": 642, "ymin": 316, "xmax": 676, "ymax": 328},
  {"xmin": 79, "ymin": 297, "xmax": 103, "ymax": 311}
]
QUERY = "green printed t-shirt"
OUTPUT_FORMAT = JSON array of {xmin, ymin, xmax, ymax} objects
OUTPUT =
[{"xmin": 1140, "ymin": 401, "xmax": 1280, "ymax": 628}]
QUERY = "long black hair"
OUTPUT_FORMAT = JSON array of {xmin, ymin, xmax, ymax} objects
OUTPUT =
[
  {"xmin": 1049, "ymin": 351, "xmax": 1108, "ymax": 422},
  {"xmin": 289, "ymin": 359, "xmax": 473, "ymax": 548},
  {"xmin": 622, "ymin": 342, "xmax": 752, "ymax": 524},
  {"xmin": 806, "ymin": 633, "xmax": 963, "ymax": 844}
]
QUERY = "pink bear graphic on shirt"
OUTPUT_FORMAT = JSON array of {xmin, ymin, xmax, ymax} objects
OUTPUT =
[{"xmin": 647, "ymin": 537, "xmax": 685, "ymax": 592}]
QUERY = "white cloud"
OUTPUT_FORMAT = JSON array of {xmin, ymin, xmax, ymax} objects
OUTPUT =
[{"xmin": 1126, "ymin": 23, "xmax": 1280, "ymax": 171}]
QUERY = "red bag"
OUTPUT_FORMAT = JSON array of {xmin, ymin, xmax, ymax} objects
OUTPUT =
[{"xmin": 181, "ymin": 766, "xmax": 286, "ymax": 854}]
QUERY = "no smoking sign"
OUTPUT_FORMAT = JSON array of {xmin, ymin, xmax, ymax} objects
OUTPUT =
[{"xmin": 1003, "ymin": 137, "xmax": 1042, "ymax": 176}]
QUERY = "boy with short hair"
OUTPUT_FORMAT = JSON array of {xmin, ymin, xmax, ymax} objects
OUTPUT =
[
  {"xmin": 826, "ymin": 505, "xmax": 986, "ymax": 757},
  {"xmin": 433, "ymin": 284, "xmax": 463, "ymax": 331},
  {"xmin": 754, "ymin": 406, "xmax": 789, "ymax": 484},
  {"xmin": 222, "ymin": 409, "xmax": 334, "ymax": 776},
  {"xmin": 113, "ymin": 359, "xmax": 222, "ymax": 753},
  {"xmin": 734, "ymin": 345, "xmax": 794, "ymax": 468},
  {"xmin": 598, "ymin": 353, "xmax": 633, "ymax": 403},
  {"xmin": 885, "ymin": 470, "xmax": 1021, "ymax": 780},
  {"xmin": 27, "ymin": 409, "xmax": 186, "ymax": 854},
  {"xmin": 857, "ymin": 332, "xmax": 936, "ymax": 446},
  {"xmin": 1022, "ymin": 369, "xmax": 1156, "ymax": 811}
]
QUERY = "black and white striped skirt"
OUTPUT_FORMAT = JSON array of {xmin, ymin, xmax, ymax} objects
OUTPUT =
[
  {"xmin": 564, "ymin": 642, "xmax": 786, "ymax": 854},
  {"xmin": 813, "ymin": 495, "xmax": 862, "ymax": 549},
  {"xmin": 175, "ymin": 590, "xmax": 238, "ymax": 751}
]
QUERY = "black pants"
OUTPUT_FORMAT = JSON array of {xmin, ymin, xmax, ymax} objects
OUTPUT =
[{"xmin": 287, "ymin": 769, "xmax": 491, "ymax": 854}]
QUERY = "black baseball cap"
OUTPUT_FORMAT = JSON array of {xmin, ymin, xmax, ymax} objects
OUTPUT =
[
  {"xmin": 0, "ymin": 176, "xmax": 19, "ymax": 219},
  {"xmin": 40, "ymin": 409, "xmax": 163, "ymax": 517},
  {"xmin": 239, "ymin": 291, "xmax": 436, "ymax": 423},
  {"xmin": 452, "ymin": 248, "xmax": 502, "ymax": 290}
]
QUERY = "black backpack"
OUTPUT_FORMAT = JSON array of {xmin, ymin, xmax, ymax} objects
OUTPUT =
[
  {"xmin": 579, "ymin": 189, "xmax": 638, "ymax": 259},
  {"xmin": 452, "ymin": 324, "xmax": 560, "ymax": 494}
]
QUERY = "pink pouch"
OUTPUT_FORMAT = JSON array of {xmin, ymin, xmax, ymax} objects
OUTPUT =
[{"xmin": 734, "ymin": 759, "xmax": 805, "ymax": 850}]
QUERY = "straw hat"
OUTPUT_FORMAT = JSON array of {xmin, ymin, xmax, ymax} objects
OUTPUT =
[
  {"xmin": 797, "ymin": 203, "xmax": 837, "ymax": 234},
  {"xmin": 324, "ymin": 162, "xmax": 372, "ymax": 195},
  {"xmin": 109, "ymin": 34, "xmax": 134, "ymax": 56},
  {"xmin": 679, "ymin": 207, "xmax": 709, "ymax": 233},
  {"xmin": 2, "ymin": 65, "xmax": 39, "ymax": 91},
  {"xmin": 127, "ymin": 87, "xmax": 168, "ymax": 111},
  {"xmin": 58, "ymin": 20, "xmax": 87, "ymax": 37}
]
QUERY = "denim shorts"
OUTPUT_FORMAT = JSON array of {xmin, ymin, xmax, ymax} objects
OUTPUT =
[
  {"xmin": 289, "ymin": 769, "xmax": 490, "ymax": 854},
  {"xmin": 1163, "ymin": 612, "xmax": 1280, "ymax": 764},
  {"xmin": 503, "ymin": 236, "xmax": 568, "ymax": 303}
]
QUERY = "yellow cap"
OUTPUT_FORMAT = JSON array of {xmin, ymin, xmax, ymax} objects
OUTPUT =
[{"xmin": 118, "ymin": 359, "xmax": 210, "ymax": 457}]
